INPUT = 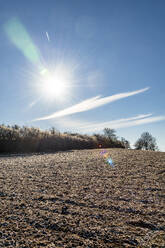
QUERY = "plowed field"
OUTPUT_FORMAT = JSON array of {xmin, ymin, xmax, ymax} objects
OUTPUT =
[{"xmin": 0, "ymin": 149, "xmax": 165, "ymax": 247}]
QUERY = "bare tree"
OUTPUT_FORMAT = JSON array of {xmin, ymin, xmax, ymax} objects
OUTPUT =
[
  {"xmin": 103, "ymin": 128, "xmax": 117, "ymax": 140},
  {"xmin": 49, "ymin": 127, "xmax": 60, "ymax": 135},
  {"xmin": 134, "ymin": 132, "xmax": 158, "ymax": 151},
  {"xmin": 121, "ymin": 137, "xmax": 130, "ymax": 149}
]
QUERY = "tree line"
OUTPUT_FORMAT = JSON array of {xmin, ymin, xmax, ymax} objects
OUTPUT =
[{"xmin": 0, "ymin": 124, "xmax": 158, "ymax": 153}]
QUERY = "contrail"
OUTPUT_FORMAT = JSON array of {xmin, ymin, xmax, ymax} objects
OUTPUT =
[
  {"xmin": 55, "ymin": 113, "xmax": 152, "ymax": 132},
  {"xmin": 32, "ymin": 87, "xmax": 149, "ymax": 121},
  {"xmin": 46, "ymin": 31, "xmax": 50, "ymax": 41},
  {"xmin": 57, "ymin": 114, "xmax": 165, "ymax": 133},
  {"xmin": 79, "ymin": 115, "xmax": 165, "ymax": 132}
]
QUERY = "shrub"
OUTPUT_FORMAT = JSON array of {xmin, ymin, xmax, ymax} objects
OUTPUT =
[{"xmin": 0, "ymin": 124, "xmax": 127, "ymax": 153}]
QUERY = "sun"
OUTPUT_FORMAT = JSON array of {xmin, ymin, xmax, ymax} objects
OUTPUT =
[
  {"xmin": 39, "ymin": 64, "xmax": 72, "ymax": 99},
  {"xmin": 41, "ymin": 70, "xmax": 65, "ymax": 97}
]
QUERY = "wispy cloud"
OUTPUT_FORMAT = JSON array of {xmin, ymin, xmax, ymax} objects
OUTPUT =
[
  {"xmin": 33, "ymin": 87, "xmax": 149, "ymax": 121},
  {"xmin": 78, "ymin": 114, "xmax": 152, "ymax": 131},
  {"xmin": 77, "ymin": 114, "xmax": 165, "ymax": 132},
  {"xmin": 120, "ymin": 115, "xmax": 165, "ymax": 128},
  {"xmin": 55, "ymin": 113, "xmax": 152, "ymax": 132}
]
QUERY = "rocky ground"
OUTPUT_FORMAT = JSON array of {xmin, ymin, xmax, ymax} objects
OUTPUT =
[{"xmin": 0, "ymin": 148, "xmax": 165, "ymax": 247}]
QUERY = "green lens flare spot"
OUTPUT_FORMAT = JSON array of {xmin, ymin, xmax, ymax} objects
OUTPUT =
[{"xmin": 4, "ymin": 17, "xmax": 40, "ymax": 65}]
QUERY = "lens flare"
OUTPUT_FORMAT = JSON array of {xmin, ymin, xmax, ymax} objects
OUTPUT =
[
  {"xmin": 107, "ymin": 158, "xmax": 115, "ymax": 167},
  {"xmin": 100, "ymin": 149, "xmax": 115, "ymax": 167},
  {"xmin": 4, "ymin": 17, "xmax": 77, "ymax": 104},
  {"xmin": 4, "ymin": 17, "xmax": 41, "ymax": 65}
]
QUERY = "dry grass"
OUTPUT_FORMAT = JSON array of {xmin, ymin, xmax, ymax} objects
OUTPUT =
[{"xmin": 0, "ymin": 148, "xmax": 164, "ymax": 247}]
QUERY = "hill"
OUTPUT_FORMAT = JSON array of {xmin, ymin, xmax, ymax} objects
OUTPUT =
[{"xmin": 0, "ymin": 149, "xmax": 164, "ymax": 247}]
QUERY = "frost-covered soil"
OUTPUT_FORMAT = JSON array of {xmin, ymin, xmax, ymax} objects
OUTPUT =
[{"xmin": 0, "ymin": 148, "xmax": 165, "ymax": 247}]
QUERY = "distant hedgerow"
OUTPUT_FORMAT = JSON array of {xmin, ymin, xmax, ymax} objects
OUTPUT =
[{"xmin": 0, "ymin": 124, "xmax": 125, "ymax": 154}]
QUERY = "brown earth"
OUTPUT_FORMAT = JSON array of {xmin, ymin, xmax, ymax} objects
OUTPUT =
[{"xmin": 0, "ymin": 148, "xmax": 165, "ymax": 247}]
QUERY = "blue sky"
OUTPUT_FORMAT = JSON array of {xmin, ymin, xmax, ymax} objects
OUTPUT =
[{"xmin": 0, "ymin": 0, "xmax": 165, "ymax": 151}]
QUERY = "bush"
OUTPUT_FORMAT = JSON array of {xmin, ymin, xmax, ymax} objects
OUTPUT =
[{"xmin": 0, "ymin": 124, "xmax": 126, "ymax": 154}]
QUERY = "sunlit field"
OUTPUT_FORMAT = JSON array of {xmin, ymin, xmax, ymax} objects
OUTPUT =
[
  {"xmin": 0, "ymin": 149, "xmax": 164, "ymax": 247},
  {"xmin": 1, "ymin": 2, "xmax": 165, "ymax": 248}
]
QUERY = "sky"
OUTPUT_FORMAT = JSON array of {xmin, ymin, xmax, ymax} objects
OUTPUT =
[{"xmin": 0, "ymin": 0, "xmax": 165, "ymax": 151}]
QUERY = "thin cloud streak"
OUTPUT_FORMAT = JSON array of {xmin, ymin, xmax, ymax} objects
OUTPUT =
[
  {"xmin": 54, "ymin": 113, "xmax": 152, "ymax": 132},
  {"xmin": 33, "ymin": 87, "xmax": 149, "ymax": 121},
  {"xmin": 78, "ymin": 115, "xmax": 165, "ymax": 132},
  {"xmin": 78, "ymin": 113, "xmax": 152, "ymax": 131}
]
